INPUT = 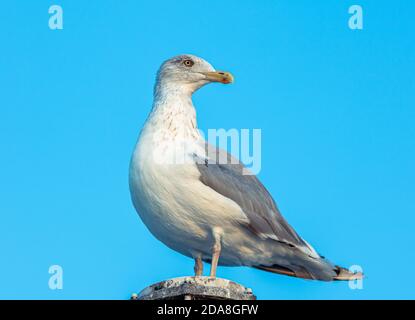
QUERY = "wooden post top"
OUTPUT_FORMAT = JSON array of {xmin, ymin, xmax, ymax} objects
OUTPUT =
[{"xmin": 132, "ymin": 276, "xmax": 256, "ymax": 300}]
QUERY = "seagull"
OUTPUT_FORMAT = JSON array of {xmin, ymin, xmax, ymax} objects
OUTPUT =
[{"xmin": 129, "ymin": 54, "xmax": 362, "ymax": 281}]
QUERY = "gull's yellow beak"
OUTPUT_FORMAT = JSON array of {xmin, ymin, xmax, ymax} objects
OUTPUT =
[{"xmin": 202, "ymin": 71, "xmax": 234, "ymax": 84}]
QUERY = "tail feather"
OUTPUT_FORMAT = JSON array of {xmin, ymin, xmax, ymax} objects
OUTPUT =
[
  {"xmin": 254, "ymin": 263, "xmax": 363, "ymax": 282},
  {"xmin": 333, "ymin": 266, "xmax": 364, "ymax": 281}
]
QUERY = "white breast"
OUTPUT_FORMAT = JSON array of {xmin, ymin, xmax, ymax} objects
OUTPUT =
[
  {"xmin": 129, "ymin": 118, "xmax": 250, "ymax": 259},
  {"xmin": 128, "ymin": 87, "xmax": 252, "ymax": 262}
]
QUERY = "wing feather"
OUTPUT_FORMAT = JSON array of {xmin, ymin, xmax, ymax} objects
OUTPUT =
[{"xmin": 194, "ymin": 143, "xmax": 317, "ymax": 257}]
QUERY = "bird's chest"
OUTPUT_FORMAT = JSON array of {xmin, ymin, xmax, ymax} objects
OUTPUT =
[{"xmin": 129, "ymin": 134, "xmax": 209, "ymax": 244}]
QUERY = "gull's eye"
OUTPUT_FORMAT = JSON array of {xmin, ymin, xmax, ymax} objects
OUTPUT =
[{"xmin": 183, "ymin": 59, "xmax": 194, "ymax": 67}]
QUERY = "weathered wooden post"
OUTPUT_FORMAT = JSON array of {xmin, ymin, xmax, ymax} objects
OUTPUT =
[{"xmin": 132, "ymin": 276, "xmax": 256, "ymax": 300}]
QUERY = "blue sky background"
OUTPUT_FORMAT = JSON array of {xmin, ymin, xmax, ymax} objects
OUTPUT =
[{"xmin": 0, "ymin": 0, "xmax": 414, "ymax": 299}]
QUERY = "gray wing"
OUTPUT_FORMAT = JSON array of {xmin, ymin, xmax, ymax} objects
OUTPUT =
[{"xmin": 194, "ymin": 143, "xmax": 315, "ymax": 254}]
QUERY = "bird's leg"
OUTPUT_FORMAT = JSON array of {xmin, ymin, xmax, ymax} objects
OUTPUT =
[
  {"xmin": 194, "ymin": 256, "xmax": 203, "ymax": 276},
  {"xmin": 209, "ymin": 232, "xmax": 222, "ymax": 278}
]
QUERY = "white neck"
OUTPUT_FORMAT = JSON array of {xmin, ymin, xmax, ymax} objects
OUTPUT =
[{"xmin": 145, "ymin": 83, "xmax": 201, "ymax": 142}]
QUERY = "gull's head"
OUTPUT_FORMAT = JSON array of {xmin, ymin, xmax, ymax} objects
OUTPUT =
[{"xmin": 154, "ymin": 54, "xmax": 233, "ymax": 95}]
